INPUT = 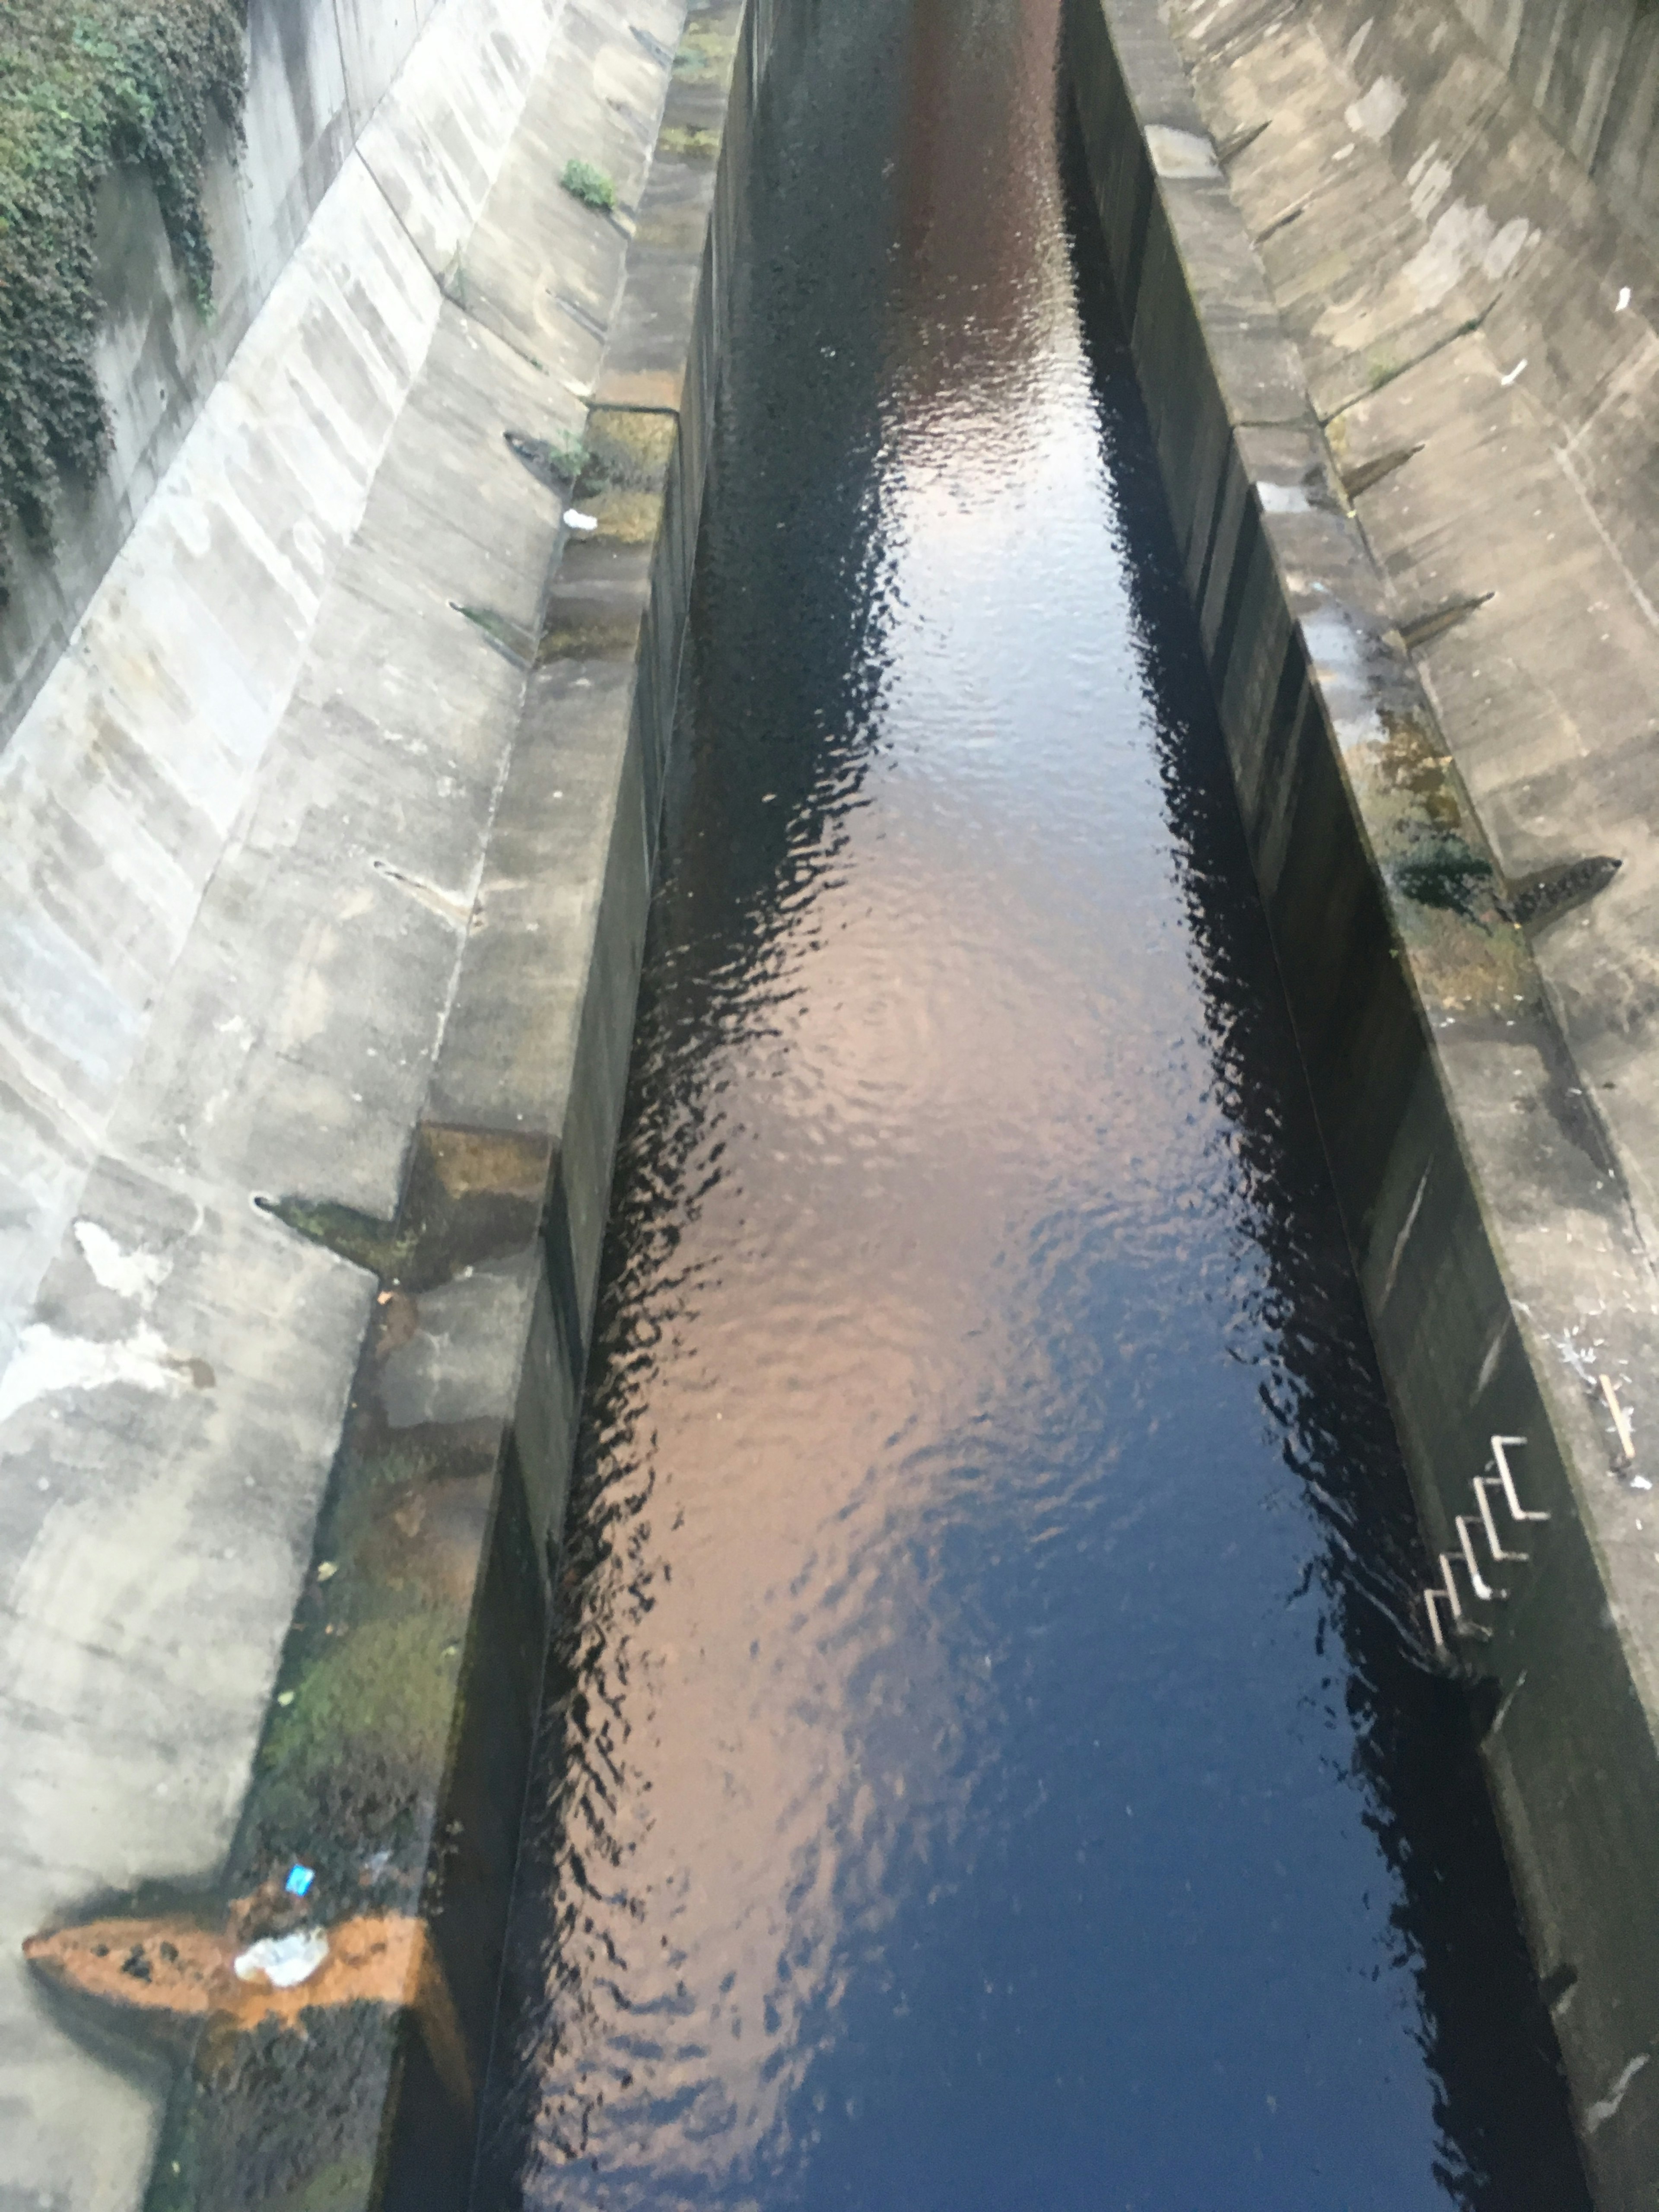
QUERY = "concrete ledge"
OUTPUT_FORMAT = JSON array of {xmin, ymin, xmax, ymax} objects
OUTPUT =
[{"xmin": 1067, "ymin": 0, "xmax": 1659, "ymax": 2198}]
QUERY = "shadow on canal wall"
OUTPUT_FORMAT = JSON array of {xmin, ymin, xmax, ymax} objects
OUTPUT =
[
  {"xmin": 1065, "ymin": 0, "xmax": 1659, "ymax": 2199},
  {"xmin": 1059, "ymin": 108, "xmax": 1588, "ymax": 2204}
]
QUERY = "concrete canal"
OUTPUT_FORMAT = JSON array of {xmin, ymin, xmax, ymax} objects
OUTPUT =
[{"xmin": 470, "ymin": 0, "xmax": 1589, "ymax": 2199}]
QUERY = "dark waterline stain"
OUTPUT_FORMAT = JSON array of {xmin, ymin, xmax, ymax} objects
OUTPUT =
[{"xmin": 471, "ymin": 0, "xmax": 1588, "ymax": 2202}]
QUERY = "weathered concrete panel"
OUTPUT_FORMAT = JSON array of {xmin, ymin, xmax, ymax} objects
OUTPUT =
[
  {"xmin": 0, "ymin": 0, "xmax": 580, "ymax": 1395},
  {"xmin": 0, "ymin": 0, "xmax": 692, "ymax": 2200},
  {"xmin": 1449, "ymin": 0, "xmax": 1659, "ymax": 260},
  {"xmin": 2, "ymin": 0, "xmax": 398, "ymax": 753},
  {"xmin": 1, "ymin": 0, "xmax": 785, "ymax": 2197}
]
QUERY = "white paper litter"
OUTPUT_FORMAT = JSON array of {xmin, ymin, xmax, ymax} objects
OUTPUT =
[{"xmin": 234, "ymin": 1927, "xmax": 330, "ymax": 1989}]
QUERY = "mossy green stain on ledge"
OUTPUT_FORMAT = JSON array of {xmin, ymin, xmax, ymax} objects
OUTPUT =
[
  {"xmin": 559, "ymin": 155, "xmax": 615, "ymax": 210},
  {"xmin": 1390, "ymin": 835, "xmax": 1496, "ymax": 922},
  {"xmin": 0, "ymin": 0, "xmax": 247, "ymax": 604},
  {"xmin": 578, "ymin": 406, "xmax": 677, "ymax": 494},
  {"xmin": 257, "ymin": 1195, "xmax": 422, "ymax": 1283},
  {"xmin": 672, "ymin": 9, "xmax": 737, "ymax": 81},
  {"xmin": 257, "ymin": 1125, "xmax": 550, "ymax": 1293},
  {"xmin": 658, "ymin": 122, "xmax": 721, "ymax": 163},
  {"xmin": 1343, "ymin": 707, "xmax": 1530, "ymax": 1009},
  {"xmin": 139, "ymin": 1265, "xmax": 514, "ymax": 2202},
  {"xmin": 537, "ymin": 606, "xmax": 648, "ymax": 661},
  {"xmin": 263, "ymin": 1614, "xmax": 464, "ymax": 1795}
]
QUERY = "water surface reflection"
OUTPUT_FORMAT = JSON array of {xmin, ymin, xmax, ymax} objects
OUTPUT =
[{"xmin": 474, "ymin": 0, "xmax": 1586, "ymax": 2199}]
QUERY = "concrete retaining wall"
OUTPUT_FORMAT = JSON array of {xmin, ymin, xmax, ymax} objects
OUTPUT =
[
  {"xmin": 0, "ymin": 0, "xmax": 779, "ymax": 2199},
  {"xmin": 0, "ymin": 0, "xmax": 579, "ymax": 1397},
  {"xmin": 1066, "ymin": 0, "xmax": 1659, "ymax": 2199},
  {"xmin": 1450, "ymin": 0, "xmax": 1659, "ymax": 256},
  {"xmin": 1, "ymin": 0, "xmax": 452, "ymax": 752}
]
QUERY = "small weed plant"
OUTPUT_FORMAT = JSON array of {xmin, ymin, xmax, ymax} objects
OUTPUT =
[{"xmin": 560, "ymin": 156, "xmax": 615, "ymax": 213}]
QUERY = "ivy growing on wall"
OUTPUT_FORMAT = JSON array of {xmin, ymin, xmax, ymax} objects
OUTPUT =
[{"xmin": 0, "ymin": 0, "xmax": 247, "ymax": 605}]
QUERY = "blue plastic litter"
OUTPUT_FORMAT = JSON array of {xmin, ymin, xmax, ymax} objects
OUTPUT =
[{"xmin": 285, "ymin": 1862, "xmax": 315, "ymax": 1897}]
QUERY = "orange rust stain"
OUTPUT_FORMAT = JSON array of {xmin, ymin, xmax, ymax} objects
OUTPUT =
[
  {"xmin": 25, "ymin": 1913, "xmax": 420, "ymax": 2027},
  {"xmin": 24, "ymin": 1908, "xmax": 473, "ymax": 2112}
]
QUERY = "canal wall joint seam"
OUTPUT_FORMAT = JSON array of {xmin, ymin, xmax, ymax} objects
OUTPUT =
[{"xmin": 1065, "ymin": 0, "xmax": 1659, "ymax": 2199}]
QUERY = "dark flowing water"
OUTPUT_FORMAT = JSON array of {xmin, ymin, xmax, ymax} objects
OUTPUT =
[{"xmin": 473, "ymin": 0, "xmax": 1589, "ymax": 2200}]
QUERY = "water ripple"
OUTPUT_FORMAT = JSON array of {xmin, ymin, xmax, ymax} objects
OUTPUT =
[{"xmin": 471, "ymin": 0, "xmax": 1587, "ymax": 2202}]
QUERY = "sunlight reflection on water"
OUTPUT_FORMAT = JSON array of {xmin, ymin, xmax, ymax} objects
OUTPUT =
[{"xmin": 472, "ymin": 0, "xmax": 1587, "ymax": 2202}]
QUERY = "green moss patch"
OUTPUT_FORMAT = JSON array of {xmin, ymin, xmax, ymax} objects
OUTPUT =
[
  {"xmin": 671, "ymin": 13, "xmax": 737, "ymax": 83},
  {"xmin": 255, "ymin": 1194, "xmax": 420, "ymax": 1282},
  {"xmin": 0, "ymin": 0, "xmax": 247, "ymax": 604},
  {"xmin": 264, "ymin": 1614, "xmax": 462, "ymax": 1792},
  {"xmin": 658, "ymin": 123, "xmax": 720, "ymax": 164},
  {"xmin": 579, "ymin": 406, "xmax": 677, "ymax": 492},
  {"xmin": 1390, "ymin": 834, "xmax": 1496, "ymax": 920}
]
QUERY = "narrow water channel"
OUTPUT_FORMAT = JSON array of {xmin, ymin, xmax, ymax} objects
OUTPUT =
[{"xmin": 473, "ymin": 0, "xmax": 1589, "ymax": 2199}]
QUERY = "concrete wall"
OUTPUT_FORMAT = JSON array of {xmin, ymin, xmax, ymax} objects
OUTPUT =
[
  {"xmin": 1451, "ymin": 0, "xmax": 1659, "ymax": 254},
  {"xmin": 0, "ymin": 0, "xmax": 654, "ymax": 2199},
  {"xmin": 137, "ymin": 1, "xmax": 786, "ymax": 2194},
  {"xmin": 1169, "ymin": 0, "xmax": 1659, "ymax": 1285},
  {"xmin": 0, "ymin": 0, "xmax": 452, "ymax": 753},
  {"xmin": 0, "ymin": 0, "xmax": 782, "ymax": 2199},
  {"xmin": 1066, "ymin": 0, "xmax": 1659, "ymax": 2199},
  {"xmin": 0, "ymin": 0, "xmax": 583, "ymax": 1418}
]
